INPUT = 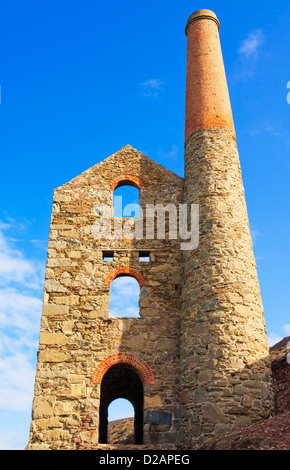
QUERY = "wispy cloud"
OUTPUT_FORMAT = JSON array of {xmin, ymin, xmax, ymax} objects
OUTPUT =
[
  {"xmin": 0, "ymin": 288, "xmax": 42, "ymax": 333},
  {"xmin": 229, "ymin": 29, "xmax": 265, "ymax": 84},
  {"xmin": 283, "ymin": 324, "xmax": 290, "ymax": 335},
  {"xmin": 0, "ymin": 221, "xmax": 44, "ymax": 289},
  {"xmin": 268, "ymin": 332, "xmax": 283, "ymax": 347},
  {"xmin": 250, "ymin": 227, "xmax": 260, "ymax": 246},
  {"xmin": 268, "ymin": 324, "xmax": 290, "ymax": 347},
  {"xmin": 158, "ymin": 144, "xmax": 179, "ymax": 161},
  {"xmin": 0, "ymin": 338, "xmax": 38, "ymax": 412},
  {"xmin": 0, "ymin": 220, "xmax": 43, "ymax": 417},
  {"xmin": 245, "ymin": 120, "xmax": 287, "ymax": 146},
  {"xmin": 249, "ymin": 123, "xmax": 281, "ymax": 136},
  {"xmin": 140, "ymin": 78, "xmax": 164, "ymax": 97},
  {"xmin": 238, "ymin": 29, "xmax": 264, "ymax": 60}
]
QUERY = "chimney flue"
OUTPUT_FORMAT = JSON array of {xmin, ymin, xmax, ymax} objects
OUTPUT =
[{"xmin": 184, "ymin": 9, "xmax": 235, "ymax": 143}]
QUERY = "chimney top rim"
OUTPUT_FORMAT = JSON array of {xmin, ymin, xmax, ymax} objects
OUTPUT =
[{"xmin": 185, "ymin": 9, "xmax": 220, "ymax": 35}]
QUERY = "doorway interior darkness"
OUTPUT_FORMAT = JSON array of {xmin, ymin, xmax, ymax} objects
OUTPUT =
[{"xmin": 98, "ymin": 363, "xmax": 144, "ymax": 444}]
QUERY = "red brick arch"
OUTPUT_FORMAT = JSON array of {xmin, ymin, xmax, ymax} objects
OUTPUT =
[
  {"xmin": 109, "ymin": 173, "xmax": 144, "ymax": 191},
  {"xmin": 104, "ymin": 267, "xmax": 146, "ymax": 286},
  {"xmin": 91, "ymin": 352, "xmax": 154, "ymax": 385}
]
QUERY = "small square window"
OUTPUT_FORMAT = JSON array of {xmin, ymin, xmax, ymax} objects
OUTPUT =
[
  {"xmin": 139, "ymin": 251, "xmax": 150, "ymax": 262},
  {"xmin": 103, "ymin": 251, "xmax": 114, "ymax": 261}
]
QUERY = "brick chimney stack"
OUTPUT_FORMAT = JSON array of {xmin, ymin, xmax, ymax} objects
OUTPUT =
[
  {"xmin": 184, "ymin": 9, "xmax": 235, "ymax": 142},
  {"xmin": 180, "ymin": 10, "xmax": 275, "ymax": 447}
]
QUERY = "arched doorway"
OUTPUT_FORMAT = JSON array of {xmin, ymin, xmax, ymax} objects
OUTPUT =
[{"xmin": 99, "ymin": 363, "xmax": 144, "ymax": 444}]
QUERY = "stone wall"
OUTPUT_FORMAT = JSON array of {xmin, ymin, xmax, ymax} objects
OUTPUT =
[
  {"xmin": 180, "ymin": 128, "xmax": 275, "ymax": 447},
  {"xmin": 26, "ymin": 145, "xmax": 184, "ymax": 449}
]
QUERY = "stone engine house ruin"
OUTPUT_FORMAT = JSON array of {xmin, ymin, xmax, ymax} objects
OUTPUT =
[{"xmin": 27, "ymin": 10, "xmax": 275, "ymax": 449}]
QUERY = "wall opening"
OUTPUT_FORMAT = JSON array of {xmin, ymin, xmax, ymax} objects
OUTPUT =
[
  {"xmin": 99, "ymin": 364, "xmax": 144, "ymax": 445},
  {"xmin": 107, "ymin": 399, "xmax": 135, "ymax": 444},
  {"xmin": 113, "ymin": 185, "xmax": 140, "ymax": 218},
  {"xmin": 109, "ymin": 275, "xmax": 140, "ymax": 318},
  {"xmin": 103, "ymin": 251, "xmax": 114, "ymax": 261},
  {"xmin": 139, "ymin": 251, "xmax": 150, "ymax": 262}
]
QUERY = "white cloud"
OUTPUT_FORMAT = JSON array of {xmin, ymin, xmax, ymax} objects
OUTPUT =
[
  {"xmin": 0, "ymin": 417, "xmax": 31, "ymax": 450},
  {"xmin": 0, "ymin": 287, "xmax": 42, "ymax": 335},
  {"xmin": 248, "ymin": 123, "xmax": 282, "ymax": 138},
  {"xmin": 140, "ymin": 78, "xmax": 164, "ymax": 97},
  {"xmin": 283, "ymin": 324, "xmax": 290, "ymax": 335},
  {"xmin": 0, "ymin": 222, "xmax": 44, "ymax": 289},
  {"xmin": 229, "ymin": 29, "xmax": 265, "ymax": 84},
  {"xmin": 238, "ymin": 29, "xmax": 264, "ymax": 59},
  {"xmin": 265, "ymin": 124, "xmax": 281, "ymax": 137},
  {"xmin": 141, "ymin": 78, "xmax": 164, "ymax": 90},
  {"xmin": 268, "ymin": 332, "xmax": 283, "ymax": 347},
  {"xmin": 250, "ymin": 227, "xmax": 260, "ymax": 245},
  {"xmin": 0, "ymin": 220, "xmax": 43, "ymax": 415},
  {"xmin": 268, "ymin": 324, "xmax": 290, "ymax": 347},
  {"xmin": 0, "ymin": 350, "xmax": 36, "ymax": 412}
]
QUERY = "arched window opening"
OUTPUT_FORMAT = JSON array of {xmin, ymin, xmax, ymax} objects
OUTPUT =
[
  {"xmin": 113, "ymin": 185, "xmax": 140, "ymax": 218},
  {"xmin": 99, "ymin": 364, "xmax": 144, "ymax": 445},
  {"xmin": 108, "ymin": 399, "xmax": 135, "ymax": 445},
  {"xmin": 109, "ymin": 275, "xmax": 140, "ymax": 318}
]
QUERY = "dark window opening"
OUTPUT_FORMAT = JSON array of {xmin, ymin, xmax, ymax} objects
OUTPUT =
[
  {"xmin": 139, "ymin": 251, "xmax": 150, "ymax": 263},
  {"xmin": 103, "ymin": 251, "xmax": 114, "ymax": 261},
  {"xmin": 99, "ymin": 364, "xmax": 144, "ymax": 445}
]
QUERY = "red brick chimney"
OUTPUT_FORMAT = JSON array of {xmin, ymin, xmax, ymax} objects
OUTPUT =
[{"xmin": 184, "ymin": 9, "xmax": 235, "ymax": 143}]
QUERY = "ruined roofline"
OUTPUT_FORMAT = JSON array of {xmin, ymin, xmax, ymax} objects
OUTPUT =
[{"xmin": 53, "ymin": 144, "xmax": 184, "ymax": 191}]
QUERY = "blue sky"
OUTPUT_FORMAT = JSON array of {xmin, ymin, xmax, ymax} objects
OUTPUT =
[{"xmin": 0, "ymin": 0, "xmax": 289, "ymax": 449}]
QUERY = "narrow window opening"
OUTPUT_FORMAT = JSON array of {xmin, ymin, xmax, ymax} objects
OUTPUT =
[
  {"xmin": 109, "ymin": 275, "xmax": 140, "ymax": 318},
  {"xmin": 113, "ymin": 185, "xmax": 140, "ymax": 218},
  {"xmin": 139, "ymin": 251, "xmax": 150, "ymax": 263},
  {"xmin": 103, "ymin": 251, "xmax": 114, "ymax": 261}
]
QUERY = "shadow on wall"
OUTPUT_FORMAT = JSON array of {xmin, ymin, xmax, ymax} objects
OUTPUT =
[
  {"xmin": 99, "ymin": 364, "xmax": 143, "ymax": 444},
  {"xmin": 70, "ymin": 352, "xmax": 276, "ymax": 449}
]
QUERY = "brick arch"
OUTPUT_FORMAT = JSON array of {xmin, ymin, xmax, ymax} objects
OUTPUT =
[
  {"xmin": 109, "ymin": 173, "xmax": 144, "ymax": 191},
  {"xmin": 91, "ymin": 352, "xmax": 154, "ymax": 385},
  {"xmin": 104, "ymin": 267, "xmax": 146, "ymax": 286}
]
